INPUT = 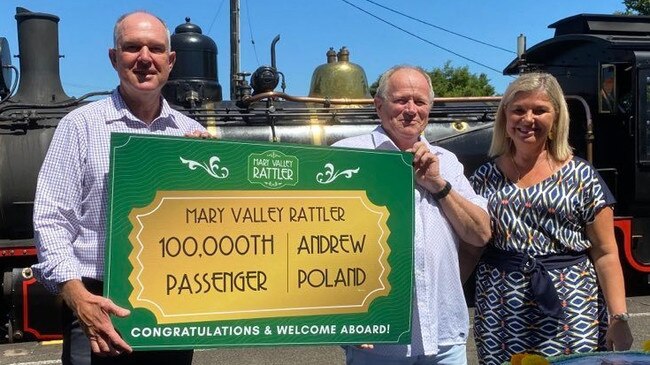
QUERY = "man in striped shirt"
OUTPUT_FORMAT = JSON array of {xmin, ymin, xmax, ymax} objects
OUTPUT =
[{"xmin": 32, "ymin": 11, "xmax": 207, "ymax": 365}]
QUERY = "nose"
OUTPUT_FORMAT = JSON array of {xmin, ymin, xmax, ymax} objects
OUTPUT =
[
  {"xmin": 522, "ymin": 110, "xmax": 534, "ymax": 122},
  {"xmin": 403, "ymin": 99, "xmax": 417, "ymax": 115},
  {"xmin": 137, "ymin": 46, "xmax": 153, "ymax": 63}
]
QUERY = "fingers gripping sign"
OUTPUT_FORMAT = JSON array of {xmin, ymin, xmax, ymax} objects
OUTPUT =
[
  {"xmin": 184, "ymin": 130, "xmax": 215, "ymax": 139},
  {"xmin": 407, "ymin": 142, "xmax": 446, "ymax": 194}
]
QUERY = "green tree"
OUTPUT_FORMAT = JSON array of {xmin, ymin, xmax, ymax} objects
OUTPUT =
[
  {"xmin": 621, "ymin": 0, "xmax": 650, "ymax": 15},
  {"xmin": 369, "ymin": 61, "xmax": 496, "ymax": 97}
]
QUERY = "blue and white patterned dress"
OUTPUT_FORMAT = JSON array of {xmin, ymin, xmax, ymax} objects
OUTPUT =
[{"xmin": 469, "ymin": 157, "xmax": 612, "ymax": 365}]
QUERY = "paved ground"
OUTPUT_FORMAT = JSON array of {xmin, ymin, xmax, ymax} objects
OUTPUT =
[{"xmin": 2, "ymin": 295, "xmax": 650, "ymax": 365}]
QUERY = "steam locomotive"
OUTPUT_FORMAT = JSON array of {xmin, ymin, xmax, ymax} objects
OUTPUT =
[{"xmin": 0, "ymin": 6, "xmax": 647, "ymax": 344}]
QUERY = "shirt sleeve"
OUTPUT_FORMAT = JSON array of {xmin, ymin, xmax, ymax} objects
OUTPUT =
[
  {"xmin": 440, "ymin": 149, "xmax": 488, "ymax": 212},
  {"xmin": 469, "ymin": 163, "xmax": 491, "ymax": 200},
  {"xmin": 32, "ymin": 115, "xmax": 86, "ymax": 293},
  {"xmin": 580, "ymin": 160, "xmax": 612, "ymax": 225},
  {"xmin": 593, "ymin": 167, "xmax": 616, "ymax": 206}
]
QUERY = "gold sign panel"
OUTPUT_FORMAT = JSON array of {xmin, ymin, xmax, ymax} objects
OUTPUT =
[{"xmin": 127, "ymin": 190, "xmax": 391, "ymax": 324}]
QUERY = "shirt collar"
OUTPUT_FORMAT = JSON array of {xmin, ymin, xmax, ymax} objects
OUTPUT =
[
  {"xmin": 105, "ymin": 88, "xmax": 178, "ymax": 128},
  {"xmin": 370, "ymin": 126, "xmax": 430, "ymax": 151}
]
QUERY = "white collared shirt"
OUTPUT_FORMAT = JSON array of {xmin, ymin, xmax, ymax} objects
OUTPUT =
[{"xmin": 333, "ymin": 126, "xmax": 487, "ymax": 356}]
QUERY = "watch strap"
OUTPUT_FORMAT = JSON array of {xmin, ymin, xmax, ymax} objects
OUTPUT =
[{"xmin": 432, "ymin": 180, "xmax": 452, "ymax": 200}]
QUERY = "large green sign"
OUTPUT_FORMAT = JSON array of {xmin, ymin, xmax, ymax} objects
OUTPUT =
[{"xmin": 105, "ymin": 133, "xmax": 414, "ymax": 350}]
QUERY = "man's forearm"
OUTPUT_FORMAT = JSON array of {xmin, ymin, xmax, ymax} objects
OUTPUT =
[
  {"xmin": 437, "ymin": 190, "xmax": 491, "ymax": 247},
  {"xmin": 59, "ymin": 279, "xmax": 88, "ymax": 312}
]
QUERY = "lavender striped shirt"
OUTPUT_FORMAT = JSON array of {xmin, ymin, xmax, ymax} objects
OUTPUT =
[{"xmin": 32, "ymin": 89, "xmax": 205, "ymax": 293}]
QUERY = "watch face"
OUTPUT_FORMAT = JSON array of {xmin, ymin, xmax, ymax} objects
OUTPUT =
[{"xmin": 613, "ymin": 313, "xmax": 630, "ymax": 321}]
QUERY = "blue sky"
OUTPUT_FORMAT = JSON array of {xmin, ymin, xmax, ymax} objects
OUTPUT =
[{"xmin": 0, "ymin": 1, "xmax": 626, "ymax": 98}]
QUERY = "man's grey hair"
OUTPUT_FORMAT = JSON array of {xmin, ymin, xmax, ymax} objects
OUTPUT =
[
  {"xmin": 375, "ymin": 65, "xmax": 435, "ymax": 102},
  {"xmin": 113, "ymin": 11, "xmax": 172, "ymax": 50}
]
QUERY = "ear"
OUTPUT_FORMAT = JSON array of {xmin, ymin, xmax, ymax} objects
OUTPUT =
[
  {"xmin": 109, "ymin": 48, "xmax": 118, "ymax": 69},
  {"xmin": 168, "ymin": 51, "xmax": 176, "ymax": 71},
  {"xmin": 374, "ymin": 96, "xmax": 383, "ymax": 113}
]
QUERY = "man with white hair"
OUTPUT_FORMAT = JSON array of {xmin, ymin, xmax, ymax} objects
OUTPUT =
[{"xmin": 333, "ymin": 65, "xmax": 490, "ymax": 365}]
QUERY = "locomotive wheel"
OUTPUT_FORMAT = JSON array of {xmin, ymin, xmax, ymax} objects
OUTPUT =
[
  {"xmin": 2, "ymin": 271, "xmax": 13, "ymax": 343},
  {"xmin": 5, "ymin": 319, "xmax": 13, "ymax": 343}
]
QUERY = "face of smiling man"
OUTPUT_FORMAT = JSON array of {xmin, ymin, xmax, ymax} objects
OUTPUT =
[
  {"xmin": 375, "ymin": 68, "xmax": 433, "ymax": 151},
  {"xmin": 109, "ymin": 12, "xmax": 176, "ymax": 101}
]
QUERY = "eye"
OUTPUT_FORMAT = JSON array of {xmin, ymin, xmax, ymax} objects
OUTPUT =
[
  {"xmin": 121, "ymin": 44, "xmax": 141, "ymax": 53},
  {"xmin": 509, "ymin": 107, "xmax": 525, "ymax": 115},
  {"xmin": 149, "ymin": 45, "xmax": 167, "ymax": 54}
]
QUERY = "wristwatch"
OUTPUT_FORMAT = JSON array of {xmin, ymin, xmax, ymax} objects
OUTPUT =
[
  {"xmin": 611, "ymin": 312, "xmax": 630, "ymax": 321},
  {"xmin": 432, "ymin": 180, "xmax": 452, "ymax": 200}
]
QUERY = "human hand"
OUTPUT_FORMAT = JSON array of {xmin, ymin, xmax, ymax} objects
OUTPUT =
[
  {"xmin": 606, "ymin": 319, "xmax": 633, "ymax": 351},
  {"xmin": 185, "ymin": 130, "xmax": 215, "ymax": 139},
  {"xmin": 407, "ymin": 141, "xmax": 446, "ymax": 193},
  {"xmin": 78, "ymin": 294, "xmax": 132, "ymax": 356},
  {"xmin": 355, "ymin": 344, "xmax": 374, "ymax": 349},
  {"xmin": 61, "ymin": 281, "xmax": 132, "ymax": 356}
]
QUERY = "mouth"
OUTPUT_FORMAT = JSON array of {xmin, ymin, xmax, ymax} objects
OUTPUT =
[
  {"xmin": 400, "ymin": 117, "xmax": 418, "ymax": 125},
  {"xmin": 515, "ymin": 126, "xmax": 538, "ymax": 136},
  {"xmin": 133, "ymin": 69, "xmax": 155, "ymax": 78},
  {"xmin": 133, "ymin": 74, "xmax": 155, "ymax": 84}
]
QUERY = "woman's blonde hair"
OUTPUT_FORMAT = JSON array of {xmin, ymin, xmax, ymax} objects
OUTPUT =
[{"xmin": 489, "ymin": 72, "xmax": 572, "ymax": 161}]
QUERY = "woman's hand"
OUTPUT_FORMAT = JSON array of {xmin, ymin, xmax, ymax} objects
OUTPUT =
[{"xmin": 606, "ymin": 319, "xmax": 633, "ymax": 351}]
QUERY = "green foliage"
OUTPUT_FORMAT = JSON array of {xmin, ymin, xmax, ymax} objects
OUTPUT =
[
  {"xmin": 622, "ymin": 0, "xmax": 650, "ymax": 15},
  {"xmin": 427, "ymin": 61, "xmax": 496, "ymax": 97},
  {"xmin": 369, "ymin": 61, "xmax": 496, "ymax": 98}
]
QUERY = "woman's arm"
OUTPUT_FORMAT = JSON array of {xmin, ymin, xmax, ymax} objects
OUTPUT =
[{"xmin": 587, "ymin": 206, "xmax": 633, "ymax": 351}]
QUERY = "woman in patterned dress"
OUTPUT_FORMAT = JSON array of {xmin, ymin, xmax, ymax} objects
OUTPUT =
[{"xmin": 469, "ymin": 72, "xmax": 633, "ymax": 365}]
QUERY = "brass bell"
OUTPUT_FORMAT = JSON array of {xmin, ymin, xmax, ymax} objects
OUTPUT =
[{"xmin": 308, "ymin": 46, "xmax": 371, "ymax": 100}]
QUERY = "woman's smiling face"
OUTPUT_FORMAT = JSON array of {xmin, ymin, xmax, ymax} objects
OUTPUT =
[{"xmin": 505, "ymin": 89, "xmax": 557, "ymax": 152}]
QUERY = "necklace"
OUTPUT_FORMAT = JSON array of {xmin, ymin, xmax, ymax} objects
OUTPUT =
[
  {"xmin": 509, "ymin": 152, "xmax": 555, "ymax": 184},
  {"xmin": 509, "ymin": 153, "xmax": 522, "ymax": 183}
]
